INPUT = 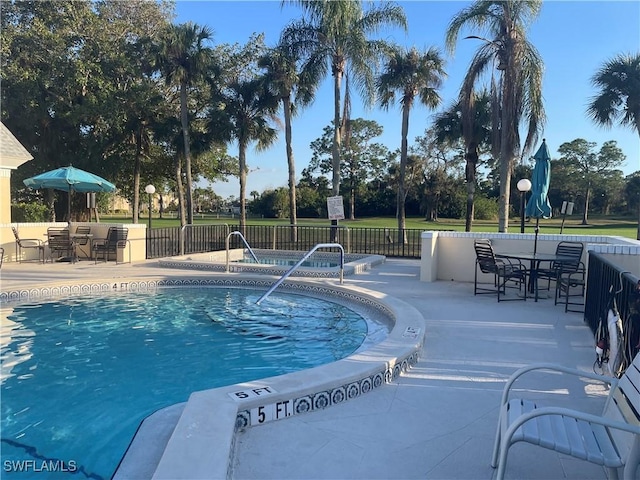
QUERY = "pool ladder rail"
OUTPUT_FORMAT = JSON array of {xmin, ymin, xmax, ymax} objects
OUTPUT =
[
  {"xmin": 256, "ymin": 243, "xmax": 344, "ymax": 305},
  {"xmin": 225, "ymin": 231, "xmax": 259, "ymax": 272}
]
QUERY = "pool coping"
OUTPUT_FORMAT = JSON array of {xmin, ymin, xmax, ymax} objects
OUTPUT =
[{"xmin": 1, "ymin": 275, "xmax": 426, "ymax": 480}]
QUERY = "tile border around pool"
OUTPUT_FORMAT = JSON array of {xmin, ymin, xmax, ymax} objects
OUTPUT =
[{"xmin": 2, "ymin": 275, "xmax": 426, "ymax": 480}]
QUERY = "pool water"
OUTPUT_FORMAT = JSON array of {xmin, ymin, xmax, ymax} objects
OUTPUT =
[{"xmin": 1, "ymin": 288, "xmax": 370, "ymax": 479}]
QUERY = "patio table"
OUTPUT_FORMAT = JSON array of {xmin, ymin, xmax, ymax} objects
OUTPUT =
[{"xmin": 496, "ymin": 252, "xmax": 573, "ymax": 302}]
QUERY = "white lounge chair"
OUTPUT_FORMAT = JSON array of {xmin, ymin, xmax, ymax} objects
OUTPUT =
[{"xmin": 491, "ymin": 353, "xmax": 640, "ymax": 480}]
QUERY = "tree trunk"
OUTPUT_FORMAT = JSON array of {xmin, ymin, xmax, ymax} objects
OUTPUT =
[
  {"xmin": 330, "ymin": 68, "xmax": 343, "ymax": 242},
  {"xmin": 46, "ymin": 189, "xmax": 55, "ymax": 222},
  {"xmin": 582, "ymin": 186, "xmax": 591, "ymax": 225},
  {"xmin": 465, "ymin": 142, "xmax": 478, "ymax": 232},
  {"xmin": 397, "ymin": 103, "xmax": 410, "ymax": 244},
  {"xmin": 175, "ymin": 155, "xmax": 186, "ymax": 227},
  {"xmin": 331, "ymin": 70, "xmax": 342, "ymax": 197},
  {"xmin": 239, "ymin": 140, "xmax": 247, "ymax": 234},
  {"xmin": 180, "ymin": 81, "xmax": 194, "ymax": 225},
  {"xmin": 132, "ymin": 130, "xmax": 142, "ymax": 224},
  {"xmin": 498, "ymin": 55, "xmax": 519, "ymax": 233},
  {"xmin": 350, "ymin": 185, "xmax": 355, "ymax": 220},
  {"xmin": 283, "ymin": 96, "xmax": 297, "ymax": 242}
]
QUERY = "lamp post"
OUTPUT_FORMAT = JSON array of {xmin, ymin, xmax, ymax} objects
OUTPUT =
[
  {"xmin": 517, "ymin": 178, "xmax": 532, "ymax": 234},
  {"xmin": 145, "ymin": 184, "xmax": 155, "ymax": 229}
]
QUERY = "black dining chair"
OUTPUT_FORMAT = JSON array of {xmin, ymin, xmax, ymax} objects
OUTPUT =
[
  {"xmin": 92, "ymin": 227, "xmax": 129, "ymax": 263},
  {"xmin": 47, "ymin": 228, "xmax": 76, "ymax": 263},
  {"xmin": 73, "ymin": 226, "xmax": 92, "ymax": 259},
  {"xmin": 474, "ymin": 239, "xmax": 528, "ymax": 302},
  {"xmin": 536, "ymin": 241, "xmax": 584, "ymax": 292},
  {"xmin": 554, "ymin": 265, "xmax": 586, "ymax": 312}
]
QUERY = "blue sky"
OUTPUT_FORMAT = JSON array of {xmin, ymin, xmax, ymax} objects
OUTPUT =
[{"xmin": 175, "ymin": 1, "xmax": 640, "ymax": 199}]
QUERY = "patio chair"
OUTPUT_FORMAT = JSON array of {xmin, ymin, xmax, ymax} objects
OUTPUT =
[
  {"xmin": 474, "ymin": 239, "xmax": 527, "ymax": 302},
  {"xmin": 92, "ymin": 227, "xmax": 130, "ymax": 264},
  {"xmin": 537, "ymin": 241, "xmax": 584, "ymax": 292},
  {"xmin": 12, "ymin": 226, "xmax": 45, "ymax": 263},
  {"xmin": 47, "ymin": 228, "xmax": 76, "ymax": 263},
  {"xmin": 73, "ymin": 226, "xmax": 92, "ymax": 259},
  {"xmin": 554, "ymin": 264, "xmax": 586, "ymax": 312},
  {"xmin": 491, "ymin": 353, "xmax": 640, "ymax": 480}
]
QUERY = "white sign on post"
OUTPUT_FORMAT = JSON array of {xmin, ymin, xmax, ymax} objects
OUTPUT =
[
  {"xmin": 561, "ymin": 201, "xmax": 574, "ymax": 215},
  {"xmin": 327, "ymin": 196, "xmax": 345, "ymax": 220}
]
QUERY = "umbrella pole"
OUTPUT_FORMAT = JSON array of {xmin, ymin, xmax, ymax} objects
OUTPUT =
[
  {"xmin": 534, "ymin": 218, "xmax": 540, "ymax": 255},
  {"xmin": 68, "ymin": 186, "xmax": 72, "ymax": 224}
]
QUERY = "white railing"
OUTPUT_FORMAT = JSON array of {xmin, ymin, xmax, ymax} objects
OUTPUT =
[
  {"xmin": 225, "ymin": 231, "xmax": 258, "ymax": 272},
  {"xmin": 256, "ymin": 243, "xmax": 344, "ymax": 305}
]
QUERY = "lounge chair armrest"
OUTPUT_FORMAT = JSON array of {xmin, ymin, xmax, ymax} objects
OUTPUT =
[
  {"xmin": 503, "ymin": 406, "xmax": 640, "ymax": 440},
  {"xmin": 499, "ymin": 363, "xmax": 617, "ymax": 407}
]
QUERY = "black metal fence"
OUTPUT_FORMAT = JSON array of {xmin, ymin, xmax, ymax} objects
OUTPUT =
[
  {"xmin": 584, "ymin": 251, "xmax": 640, "ymax": 372},
  {"xmin": 146, "ymin": 224, "xmax": 431, "ymax": 259}
]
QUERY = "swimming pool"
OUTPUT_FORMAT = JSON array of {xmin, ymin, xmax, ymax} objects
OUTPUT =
[
  {"xmin": 1, "ymin": 275, "xmax": 425, "ymax": 480},
  {"xmin": 158, "ymin": 248, "xmax": 386, "ymax": 277},
  {"xmin": 1, "ymin": 286, "xmax": 387, "ymax": 480}
]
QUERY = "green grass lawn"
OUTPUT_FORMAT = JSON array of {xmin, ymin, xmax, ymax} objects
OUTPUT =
[{"xmin": 101, "ymin": 213, "xmax": 639, "ymax": 240}]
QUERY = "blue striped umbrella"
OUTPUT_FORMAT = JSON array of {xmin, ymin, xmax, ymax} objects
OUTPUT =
[{"xmin": 525, "ymin": 139, "xmax": 552, "ymax": 254}]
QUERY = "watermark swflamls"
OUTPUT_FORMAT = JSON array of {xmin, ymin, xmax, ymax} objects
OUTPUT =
[{"xmin": 3, "ymin": 459, "xmax": 77, "ymax": 473}]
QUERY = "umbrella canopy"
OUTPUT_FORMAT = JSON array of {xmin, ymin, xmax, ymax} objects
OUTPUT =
[
  {"xmin": 524, "ymin": 139, "xmax": 552, "ymax": 254},
  {"xmin": 23, "ymin": 166, "xmax": 116, "ymax": 221}
]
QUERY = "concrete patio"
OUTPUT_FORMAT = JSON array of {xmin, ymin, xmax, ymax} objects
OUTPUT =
[{"xmin": 0, "ymin": 257, "xmax": 614, "ymax": 479}]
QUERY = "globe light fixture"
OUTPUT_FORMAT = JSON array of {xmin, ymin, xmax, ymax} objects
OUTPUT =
[
  {"xmin": 145, "ymin": 184, "xmax": 156, "ymax": 229},
  {"xmin": 517, "ymin": 179, "xmax": 532, "ymax": 234}
]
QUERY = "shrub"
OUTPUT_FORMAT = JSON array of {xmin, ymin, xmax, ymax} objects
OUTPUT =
[
  {"xmin": 11, "ymin": 203, "xmax": 50, "ymax": 222},
  {"xmin": 473, "ymin": 196, "xmax": 499, "ymax": 220}
]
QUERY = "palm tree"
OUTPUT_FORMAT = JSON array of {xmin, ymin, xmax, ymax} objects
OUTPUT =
[
  {"xmin": 587, "ymin": 52, "xmax": 640, "ymax": 240},
  {"xmin": 210, "ymin": 78, "xmax": 279, "ymax": 231},
  {"xmin": 284, "ymin": 1, "xmax": 407, "ymax": 200},
  {"xmin": 157, "ymin": 22, "xmax": 213, "ymax": 226},
  {"xmin": 433, "ymin": 90, "xmax": 492, "ymax": 231},
  {"xmin": 258, "ymin": 37, "xmax": 320, "ymax": 241},
  {"xmin": 445, "ymin": 0, "xmax": 545, "ymax": 232},
  {"xmin": 587, "ymin": 52, "xmax": 640, "ymax": 136},
  {"xmin": 376, "ymin": 46, "xmax": 446, "ymax": 243}
]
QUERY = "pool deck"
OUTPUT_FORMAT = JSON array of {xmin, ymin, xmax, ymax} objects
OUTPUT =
[{"xmin": 0, "ymin": 257, "xmax": 610, "ymax": 479}]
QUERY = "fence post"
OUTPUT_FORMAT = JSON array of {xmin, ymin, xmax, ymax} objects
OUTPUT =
[{"xmin": 346, "ymin": 227, "xmax": 350, "ymax": 253}]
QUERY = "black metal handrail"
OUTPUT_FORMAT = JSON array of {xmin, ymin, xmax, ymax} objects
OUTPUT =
[{"xmin": 585, "ymin": 251, "xmax": 640, "ymax": 372}]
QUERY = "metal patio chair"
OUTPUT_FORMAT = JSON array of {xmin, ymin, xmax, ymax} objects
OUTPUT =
[
  {"xmin": 12, "ymin": 226, "xmax": 45, "ymax": 263},
  {"xmin": 47, "ymin": 228, "xmax": 76, "ymax": 263},
  {"xmin": 536, "ymin": 241, "xmax": 584, "ymax": 292},
  {"xmin": 554, "ymin": 263, "xmax": 586, "ymax": 312},
  {"xmin": 92, "ymin": 227, "xmax": 130, "ymax": 264},
  {"xmin": 474, "ymin": 239, "xmax": 527, "ymax": 302},
  {"xmin": 73, "ymin": 226, "xmax": 92, "ymax": 259}
]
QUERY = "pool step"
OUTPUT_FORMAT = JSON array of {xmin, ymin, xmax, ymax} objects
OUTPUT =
[{"xmin": 112, "ymin": 402, "xmax": 185, "ymax": 479}]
